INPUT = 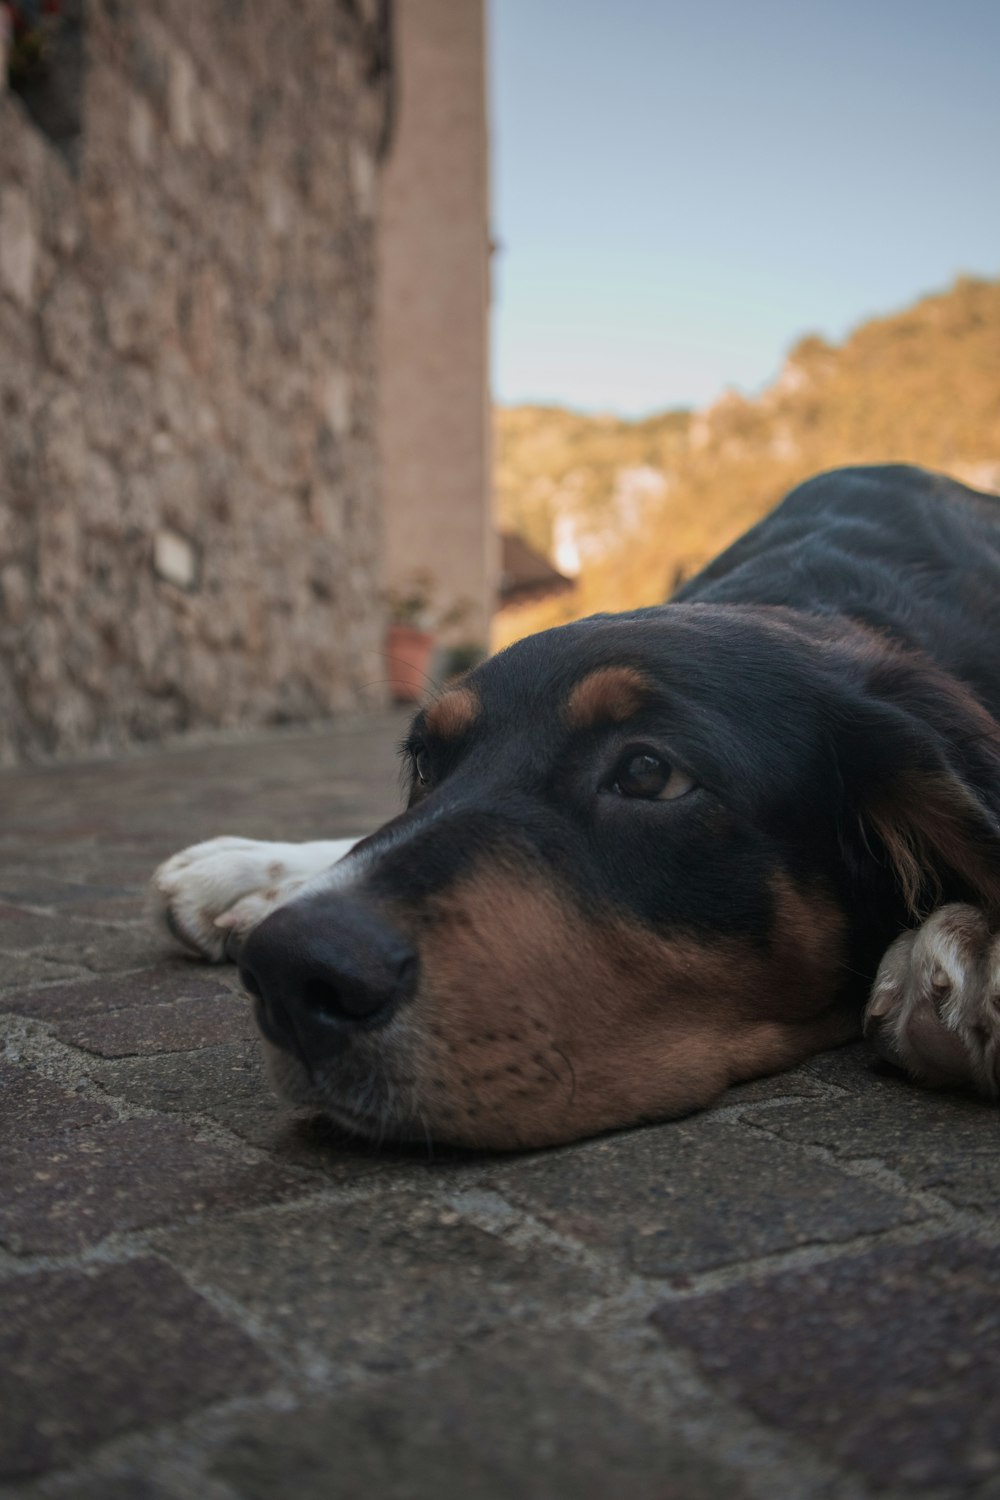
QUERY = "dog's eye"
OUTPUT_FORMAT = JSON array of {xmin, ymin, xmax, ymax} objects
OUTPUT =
[
  {"xmin": 413, "ymin": 746, "xmax": 431, "ymax": 785},
  {"xmin": 611, "ymin": 751, "xmax": 694, "ymax": 801}
]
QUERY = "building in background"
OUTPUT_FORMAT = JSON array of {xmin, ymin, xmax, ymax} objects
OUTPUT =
[
  {"xmin": 378, "ymin": 0, "xmax": 495, "ymax": 658},
  {"xmin": 0, "ymin": 0, "xmax": 493, "ymax": 764}
]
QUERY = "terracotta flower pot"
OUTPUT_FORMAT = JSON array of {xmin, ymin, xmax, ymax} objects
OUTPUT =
[{"xmin": 386, "ymin": 623, "xmax": 435, "ymax": 703}]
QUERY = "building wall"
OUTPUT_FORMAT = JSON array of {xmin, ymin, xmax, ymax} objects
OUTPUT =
[
  {"xmin": 378, "ymin": 0, "xmax": 495, "ymax": 651},
  {"xmin": 0, "ymin": 0, "xmax": 390, "ymax": 763}
]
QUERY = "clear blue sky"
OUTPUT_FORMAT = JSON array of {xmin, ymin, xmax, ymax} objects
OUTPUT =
[{"xmin": 488, "ymin": 0, "xmax": 1000, "ymax": 416}]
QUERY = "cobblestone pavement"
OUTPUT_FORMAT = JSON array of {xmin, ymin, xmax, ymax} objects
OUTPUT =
[{"xmin": 1, "ymin": 715, "xmax": 998, "ymax": 1500}]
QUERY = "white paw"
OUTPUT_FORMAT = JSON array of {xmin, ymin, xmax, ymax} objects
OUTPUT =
[
  {"xmin": 150, "ymin": 835, "xmax": 360, "ymax": 961},
  {"xmin": 865, "ymin": 903, "xmax": 1000, "ymax": 1098}
]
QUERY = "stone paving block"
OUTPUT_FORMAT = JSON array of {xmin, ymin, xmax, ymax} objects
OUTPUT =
[
  {"xmin": 90, "ymin": 1041, "xmax": 268, "ymax": 1118},
  {"xmin": 0, "ymin": 846, "xmax": 166, "ymax": 889},
  {"xmin": 0, "ymin": 816, "xmax": 126, "ymax": 845},
  {"xmin": 753, "ymin": 1089, "xmax": 1000, "ymax": 1213},
  {"xmin": 0, "ymin": 903, "xmax": 77, "ymax": 950},
  {"xmin": 34, "ymin": 1481, "xmax": 186, "ymax": 1500},
  {"xmin": 2, "ymin": 969, "xmax": 253, "ymax": 1056},
  {"xmin": 158, "ymin": 1190, "xmax": 603, "ymax": 1372},
  {"xmin": 0, "ymin": 1116, "xmax": 307, "ymax": 1253},
  {"xmin": 0, "ymin": 873, "xmax": 145, "ymax": 921},
  {"xmin": 652, "ymin": 1235, "xmax": 1000, "ymax": 1490},
  {"xmin": 87, "ymin": 1045, "xmax": 491, "ymax": 1182},
  {"xmin": 0, "ymin": 1060, "xmax": 114, "ymax": 1139},
  {"xmin": 0, "ymin": 954, "xmax": 91, "ymax": 990},
  {"xmin": 0, "ymin": 952, "xmax": 85, "ymax": 992},
  {"xmin": 88, "ymin": 1044, "xmax": 364, "ymax": 1162},
  {"xmin": 3, "ymin": 968, "xmax": 238, "ymax": 1019},
  {"xmin": 485, "ymin": 1117, "xmax": 923, "ymax": 1279},
  {"xmin": 210, "ymin": 1328, "xmax": 743, "ymax": 1500},
  {"xmin": 0, "ymin": 913, "xmax": 159, "ymax": 977},
  {"xmin": 60, "ymin": 994, "xmax": 255, "ymax": 1057},
  {"xmin": 47, "ymin": 922, "xmax": 173, "ymax": 975},
  {"xmin": 0, "ymin": 900, "xmax": 158, "ymax": 972},
  {"xmin": 797, "ymin": 1040, "xmax": 901, "ymax": 1093},
  {"xmin": 708, "ymin": 1069, "xmax": 828, "ymax": 1108},
  {"xmin": 0, "ymin": 1258, "xmax": 277, "ymax": 1480}
]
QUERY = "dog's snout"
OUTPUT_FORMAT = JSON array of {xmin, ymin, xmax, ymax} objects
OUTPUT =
[{"xmin": 239, "ymin": 895, "xmax": 417, "ymax": 1057}]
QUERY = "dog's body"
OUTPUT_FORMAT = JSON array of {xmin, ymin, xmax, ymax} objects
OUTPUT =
[{"xmin": 154, "ymin": 465, "xmax": 1000, "ymax": 1147}]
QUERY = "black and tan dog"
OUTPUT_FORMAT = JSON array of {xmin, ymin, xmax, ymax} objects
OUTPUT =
[{"xmin": 153, "ymin": 464, "xmax": 1000, "ymax": 1147}]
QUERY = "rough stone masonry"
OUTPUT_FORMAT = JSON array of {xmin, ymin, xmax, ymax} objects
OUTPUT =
[{"xmin": 0, "ymin": 0, "xmax": 391, "ymax": 765}]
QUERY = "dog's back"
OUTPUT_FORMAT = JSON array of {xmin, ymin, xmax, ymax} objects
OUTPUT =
[{"xmin": 673, "ymin": 464, "xmax": 1000, "ymax": 718}]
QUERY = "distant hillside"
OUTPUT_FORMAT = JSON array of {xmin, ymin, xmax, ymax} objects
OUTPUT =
[{"xmin": 494, "ymin": 274, "xmax": 1000, "ymax": 645}]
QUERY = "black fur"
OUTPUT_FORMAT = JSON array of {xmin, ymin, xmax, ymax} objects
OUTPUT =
[
  {"xmin": 674, "ymin": 463, "xmax": 1000, "ymax": 715},
  {"xmin": 392, "ymin": 465, "xmax": 1000, "ymax": 1003},
  {"xmin": 238, "ymin": 465, "xmax": 1000, "ymax": 1142}
]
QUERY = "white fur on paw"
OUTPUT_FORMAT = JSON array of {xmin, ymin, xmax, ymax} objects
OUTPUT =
[
  {"xmin": 865, "ymin": 903, "xmax": 1000, "ymax": 1098},
  {"xmin": 150, "ymin": 835, "xmax": 359, "ymax": 961}
]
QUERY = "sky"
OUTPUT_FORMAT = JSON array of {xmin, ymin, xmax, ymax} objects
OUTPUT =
[{"xmin": 488, "ymin": 0, "xmax": 1000, "ymax": 416}]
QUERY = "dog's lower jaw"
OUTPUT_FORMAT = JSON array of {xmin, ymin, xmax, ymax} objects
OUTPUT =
[
  {"xmin": 262, "ymin": 1043, "xmax": 322, "ymax": 1109},
  {"xmin": 261, "ymin": 1037, "xmax": 430, "ymax": 1145},
  {"xmin": 258, "ymin": 1004, "xmax": 865, "ymax": 1151}
]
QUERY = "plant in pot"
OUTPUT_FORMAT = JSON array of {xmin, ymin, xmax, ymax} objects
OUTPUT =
[
  {"xmin": 384, "ymin": 573, "xmax": 477, "ymax": 703},
  {"xmin": 384, "ymin": 572, "xmax": 438, "ymax": 704}
]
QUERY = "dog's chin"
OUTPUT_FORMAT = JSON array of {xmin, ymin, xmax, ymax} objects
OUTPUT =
[{"xmin": 260, "ymin": 1040, "xmax": 423, "ymax": 1144}]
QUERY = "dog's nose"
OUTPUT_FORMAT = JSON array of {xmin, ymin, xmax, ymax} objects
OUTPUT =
[{"xmin": 238, "ymin": 895, "xmax": 417, "ymax": 1058}]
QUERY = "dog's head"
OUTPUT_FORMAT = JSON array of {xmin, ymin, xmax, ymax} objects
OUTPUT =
[{"xmin": 240, "ymin": 604, "xmax": 1000, "ymax": 1148}]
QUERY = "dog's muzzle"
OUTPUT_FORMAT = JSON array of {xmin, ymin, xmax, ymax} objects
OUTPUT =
[{"xmin": 238, "ymin": 893, "xmax": 418, "ymax": 1065}]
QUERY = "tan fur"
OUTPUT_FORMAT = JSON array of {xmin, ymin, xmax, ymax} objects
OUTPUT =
[
  {"xmin": 868, "ymin": 770, "xmax": 1000, "ymax": 920},
  {"xmin": 385, "ymin": 863, "xmax": 854, "ymax": 1149},
  {"xmin": 565, "ymin": 667, "xmax": 651, "ymax": 730},
  {"xmin": 424, "ymin": 686, "xmax": 480, "ymax": 741},
  {"xmin": 767, "ymin": 873, "xmax": 850, "ymax": 1019}
]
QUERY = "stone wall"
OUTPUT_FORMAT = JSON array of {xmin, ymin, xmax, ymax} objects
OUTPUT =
[{"xmin": 0, "ymin": 0, "xmax": 391, "ymax": 764}]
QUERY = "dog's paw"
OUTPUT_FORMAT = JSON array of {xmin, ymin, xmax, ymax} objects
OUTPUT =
[
  {"xmin": 150, "ymin": 835, "xmax": 358, "ymax": 961},
  {"xmin": 865, "ymin": 903, "xmax": 1000, "ymax": 1098}
]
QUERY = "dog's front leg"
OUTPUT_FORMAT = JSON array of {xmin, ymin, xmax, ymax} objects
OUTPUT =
[
  {"xmin": 864, "ymin": 904, "xmax": 1000, "ymax": 1098},
  {"xmin": 150, "ymin": 836, "xmax": 360, "ymax": 961}
]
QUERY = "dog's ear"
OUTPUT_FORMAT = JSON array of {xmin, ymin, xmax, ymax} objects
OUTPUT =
[
  {"xmin": 862, "ymin": 750, "xmax": 1000, "ymax": 916},
  {"xmin": 836, "ymin": 655, "xmax": 1000, "ymax": 920}
]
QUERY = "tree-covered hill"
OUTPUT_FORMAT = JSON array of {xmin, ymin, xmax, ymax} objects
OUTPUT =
[{"xmin": 494, "ymin": 274, "xmax": 1000, "ymax": 645}]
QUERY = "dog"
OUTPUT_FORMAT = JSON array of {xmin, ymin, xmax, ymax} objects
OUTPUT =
[{"xmin": 152, "ymin": 464, "xmax": 1000, "ymax": 1148}]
